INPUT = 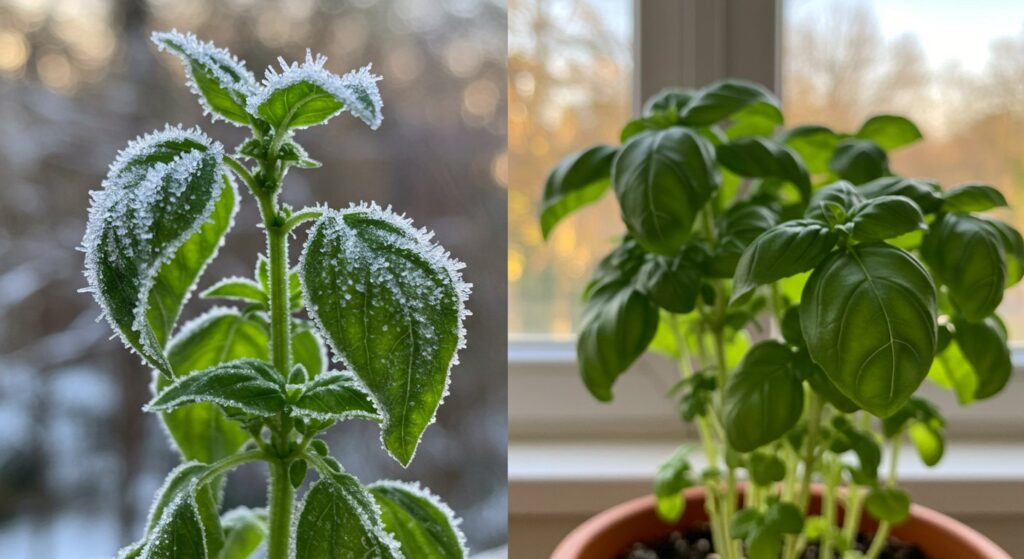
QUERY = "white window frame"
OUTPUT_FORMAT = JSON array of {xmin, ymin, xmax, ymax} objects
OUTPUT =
[{"xmin": 508, "ymin": 0, "xmax": 1024, "ymax": 441}]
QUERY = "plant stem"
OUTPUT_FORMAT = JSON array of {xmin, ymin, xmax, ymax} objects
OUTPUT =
[
  {"xmin": 783, "ymin": 392, "xmax": 824, "ymax": 559},
  {"xmin": 195, "ymin": 449, "xmax": 265, "ymax": 487},
  {"xmin": 864, "ymin": 435, "xmax": 903, "ymax": 559},
  {"xmin": 266, "ymin": 459, "xmax": 295, "ymax": 559},
  {"xmin": 267, "ymin": 223, "xmax": 291, "ymax": 373},
  {"xmin": 820, "ymin": 459, "xmax": 840, "ymax": 559}
]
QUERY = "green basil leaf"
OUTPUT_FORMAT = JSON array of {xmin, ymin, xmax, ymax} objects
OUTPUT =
[
  {"xmin": 299, "ymin": 205, "xmax": 469, "ymax": 466},
  {"xmin": 856, "ymin": 177, "xmax": 943, "ymax": 214},
  {"xmin": 292, "ymin": 321, "xmax": 327, "ymax": 378},
  {"xmin": 369, "ymin": 480, "xmax": 468, "ymax": 559},
  {"xmin": 612, "ymin": 128, "xmax": 719, "ymax": 254},
  {"xmin": 152, "ymin": 31, "xmax": 258, "ymax": 126},
  {"xmin": 636, "ymin": 245, "xmax": 705, "ymax": 313},
  {"xmin": 929, "ymin": 339, "xmax": 975, "ymax": 404},
  {"xmin": 801, "ymin": 244, "xmax": 937, "ymax": 417},
  {"xmin": 749, "ymin": 453, "xmax": 786, "ymax": 486},
  {"xmin": 829, "ymin": 139, "xmax": 890, "ymax": 184},
  {"xmin": 983, "ymin": 218, "xmax": 1024, "ymax": 287},
  {"xmin": 83, "ymin": 127, "xmax": 235, "ymax": 378},
  {"xmin": 731, "ymin": 220, "xmax": 839, "ymax": 302},
  {"xmin": 678, "ymin": 80, "xmax": 783, "ymax": 134},
  {"xmin": 247, "ymin": 56, "xmax": 382, "ymax": 131},
  {"xmin": 584, "ymin": 237, "xmax": 646, "ymax": 298},
  {"xmin": 142, "ymin": 494, "xmax": 210, "ymax": 559},
  {"xmin": 805, "ymin": 180, "xmax": 865, "ymax": 223},
  {"xmin": 908, "ymin": 422, "xmax": 944, "ymax": 467},
  {"xmin": 921, "ymin": 213, "xmax": 1006, "ymax": 321},
  {"xmin": 797, "ymin": 350, "xmax": 859, "ymax": 413},
  {"xmin": 653, "ymin": 446, "xmax": 693, "ymax": 522},
  {"xmin": 620, "ymin": 117, "xmax": 672, "ymax": 142},
  {"xmin": 716, "ymin": 137, "xmax": 811, "ymax": 201},
  {"xmin": 942, "ymin": 183, "xmax": 1008, "ymax": 213},
  {"xmin": 710, "ymin": 203, "xmax": 779, "ymax": 278},
  {"xmin": 292, "ymin": 371, "xmax": 380, "ymax": 422},
  {"xmin": 294, "ymin": 471, "xmax": 401, "ymax": 559},
  {"xmin": 724, "ymin": 341, "xmax": 804, "ymax": 452},
  {"xmin": 290, "ymin": 459, "xmax": 308, "ymax": 489},
  {"xmin": 147, "ymin": 358, "xmax": 286, "ymax": 416},
  {"xmin": 779, "ymin": 125, "xmax": 842, "ymax": 174},
  {"xmin": 201, "ymin": 277, "xmax": 267, "ymax": 306},
  {"xmin": 539, "ymin": 144, "xmax": 616, "ymax": 238},
  {"xmin": 954, "ymin": 316, "xmax": 1012, "ymax": 400},
  {"xmin": 855, "ymin": 115, "xmax": 922, "ymax": 151},
  {"xmin": 140, "ymin": 462, "xmax": 224, "ymax": 559},
  {"xmin": 643, "ymin": 88, "xmax": 694, "ymax": 117},
  {"xmin": 219, "ymin": 507, "xmax": 267, "ymax": 559},
  {"xmin": 162, "ymin": 308, "xmax": 268, "ymax": 463},
  {"xmin": 577, "ymin": 284, "xmax": 659, "ymax": 401},
  {"xmin": 848, "ymin": 195, "xmax": 926, "ymax": 243},
  {"xmin": 865, "ymin": 487, "xmax": 910, "ymax": 523}
]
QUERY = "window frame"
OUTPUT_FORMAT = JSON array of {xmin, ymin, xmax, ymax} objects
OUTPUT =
[{"xmin": 508, "ymin": 0, "xmax": 1024, "ymax": 440}]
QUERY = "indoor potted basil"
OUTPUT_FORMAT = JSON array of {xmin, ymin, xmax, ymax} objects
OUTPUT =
[
  {"xmin": 84, "ymin": 31, "xmax": 470, "ymax": 559},
  {"xmin": 539, "ymin": 80, "xmax": 1015, "ymax": 559}
]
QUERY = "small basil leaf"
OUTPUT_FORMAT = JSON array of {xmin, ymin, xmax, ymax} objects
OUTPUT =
[
  {"xmin": 200, "ymin": 277, "xmax": 267, "ymax": 306},
  {"xmin": 804, "ymin": 180, "xmax": 865, "ymax": 223},
  {"xmin": 291, "ymin": 371, "xmax": 380, "ymax": 422},
  {"xmin": 147, "ymin": 358, "xmax": 286, "ymax": 416},
  {"xmin": 716, "ymin": 137, "xmax": 811, "ymax": 201},
  {"xmin": 749, "ymin": 453, "xmax": 786, "ymax": 486},
  {"xmin": 294, "ymin": 472, "xmax": 401, "ymax": 559},
  {"xmin": 982, "ymin": 218, "xmax": 1024, "ymax": 287},
  {"xmin": 921, "ymin": 213, "xmax": 1006, "ymax": 321},
  {"xmin": 612, "ymin": 127, "xmax": 719, "ymax": 254},
  {"xmin": 369, "ymin": 480, "xmax": 469, "ymax": 559},
  {"xmin": 942, "ymin": 183, "xmax": 1008, "ymax": 213},
  {"xmin": 636, "ymin": 245, "xmax": 704, "ymax": 313},
  {"xmin": 801, "ymin": 244, "xmax": 937, "ymax": 417},
  {"xmin": 643, "ymin": 88, "xmax": 694, "ymax": 117},
  {"xmin": 856, "ymin": 177, "xmax": 943, "ymax": 214},
  {"xmin": 248, "ymin": 58, "xmax": 382, "ymax": 131},
  {"xmin": 540, "ymin": 144, "xmax": 616, "ymax": 238},
  {"xmin": 161, "ymin": 308, "xmax": 268, "ymax": 463},
  {"xmin": 954, "ymin": 316, "xmax": 1012, "ymax": 400},
  {"xmin": 855, "ymin": 115, "xmax": 922, "ymax": 151},
  {"xmin": 731, "ymin": 220, "xmax": 839, "ymax": 302},
  {"xmin": 299, "ymin": 205, "xmax": 469, "ymax": 466},
  {"xmin": 779, "ymin": 124, "xmax": 842, "ymax": 174},
  {"xmin": 678, "ymin": 80, "xmax": 783, "ymax": 135},
  {"xmin": 290, "ymin": 459, "xmax": 308, "ymax": 489},
  {"xmin": 142, "ymin": 462, "xmax": 223, "ymax": 559},
  {"xmin": 83, "ymin": 127, "xmax": 236, "ymax": 378},
  {"xmin": 710, "ymin": 203, "xmax": 779, "ymax": 278},
  {"xmin": 865, "ymin": 487, "xmax": 911, "ymax": 523},
  {"xmin": 848, "ymin": 195, "xmax": 926, "ymax": 243},
  {"xmin": 928, "ymin": 338, "xmax": 976, "ymax": 404},
  {"xmin": 141, "ymin": 493, "xmax": 210, "ymax": 559},
  {"xmin": 219, "ymin": 507, "xmax": 268, "ymax": 559},
  {"xmin": 829, "ymin": 139, "xmax": 889, "ymax": 184},
  {"xmin": 151, "ymin": 31, "xmax": 258, "ymax": 126},
  {"xmin": 654, "ymin": 446, "xmax": 694, "ymax": 522},
  {"xmin": 724, "ymin": 341, "xmax": 804, "ymax": 452},
  {"xmin": 908, "ymin": 422, "xmax": 945, "ymax": 467},
  {"xmin": 576, "ymin": 284, "xmax": 659, "ymax": 401}
]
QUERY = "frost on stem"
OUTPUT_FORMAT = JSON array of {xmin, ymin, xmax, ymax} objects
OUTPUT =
[
  {"xmin": 152, "ymin": 30, "xmax": 259, "ymax": 126},
  {"xmin": 298, "ymin": 202, "xmax": 472, "ymax": 466},
  {"xmin": 246, "ymin": 51, "xmax": 384, "ymax": 131},
  {"xmin": 82, "ymin": 125, "xmax": 234, "ymax": 377}
]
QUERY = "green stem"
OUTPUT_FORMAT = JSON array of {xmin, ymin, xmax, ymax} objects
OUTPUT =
[
  {"xmin": 821, "ymin": 459, "xmax": 840, "ymax": 559},
  {"xmin": 266, "ymin": 459, "xmax": 296, "ymax": 559},
  {"xmin": 195, "ymin": 449, "xmax": 265, "ymax": 487},
  {"xmin": 224, "ymin": 155, "xmax": 258, "ymax": 193},
  {"xmin": 283, "ymin": 207, "xmax": 325, "ymax": 232},
  {"xmin": 262, "ymin": 199, "xmax": 291, "ymax": 375},
  {"xmin": 783, "ymin": 393, "xmax": 824, "ymax": 559},
  {"xmin": 864, "ymin": 435, "xmax": 903, "ymax": 559}
]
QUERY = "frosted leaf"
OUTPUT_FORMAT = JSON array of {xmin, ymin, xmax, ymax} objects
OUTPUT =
[
  {"xmin": 200, "ymin": 276, "xmax": 267, "ymax": 307},
  {"xmin": 220, "ymin": 506, "xmax": 268, "ymax": 559},
  {"xmin": 298, "ymin": 202, "xmax": 472, "ymax": 467},
  {"xmin": 293, "ymin": 470, "xmax": 402, "ymax": 559},
  {"xmin": 289, "ymin": 370, "xmax": 381, "ymax": 423},
  {"xmin": 136, "ymin": 461, "xmax": 224, "ymax": 559},
  {"xmin": 82, "ymin": 125, "xmax": 236, "ymax": 378},
  {"xmin": 147, "ymin": 358, "xmax": 287, "ymax": 416},
  {"xmin": 246, "ymin": 51, "xmax": 383, "ymax": 131},
  {"xmin": 369, "ymin": 479, "xmax": 469, "ymax": 558},
  {"xmin": 152, "ymin": 30, "xmax": 258, "ymax": 126}
]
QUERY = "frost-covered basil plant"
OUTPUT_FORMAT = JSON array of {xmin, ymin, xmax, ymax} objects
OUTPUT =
[
  {"xmin": 541, "ymin": 81, "xmax": 1021, "ymax": 559},
  {"xmin": 83, "ymin": 31, "xmax": 470, "ymax": 559}
]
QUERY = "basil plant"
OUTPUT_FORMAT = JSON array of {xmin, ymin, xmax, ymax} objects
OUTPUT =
[
  {"xmin": 83, "ymin": 31, "xmax": 470, "ymax": 559},
  {"xmin": 541, "ymin": 80, "xmax": 1020, "ymax": 559}
]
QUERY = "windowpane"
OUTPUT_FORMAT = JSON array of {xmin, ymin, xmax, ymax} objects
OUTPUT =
[
  {"xmin": 784, "ymin": 0, "xmax": 1024, "ymax": 339},
  {"xmin": 508, "ymin": 0, "xmax": 633, "ymax": 336}
]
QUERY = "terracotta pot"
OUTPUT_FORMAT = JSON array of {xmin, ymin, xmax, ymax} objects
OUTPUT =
[{"xmin": 552, "ymin": 486, "xmax": 1010, "ymax": 559}]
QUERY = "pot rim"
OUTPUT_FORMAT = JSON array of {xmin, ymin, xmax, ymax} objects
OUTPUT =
[{"xmin": 552, "ymin": 486, "xmax": 1011, "ymax": 559}]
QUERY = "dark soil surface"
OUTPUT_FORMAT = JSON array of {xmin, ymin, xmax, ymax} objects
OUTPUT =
[{"xmin": 619, "ymin": 525, "xmax": 927, "ymax": 559}]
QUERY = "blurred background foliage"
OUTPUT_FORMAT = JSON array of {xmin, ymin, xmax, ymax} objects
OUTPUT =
[
  {"xmin": 0, "ymin": 0, "xmax": 507, "ymax": 556},
  {"xmin": 509, "ymin": 0, "xmax": 1024, "ymax": 339}
]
